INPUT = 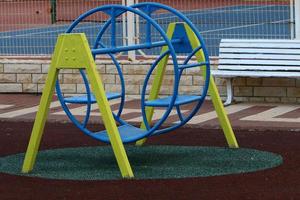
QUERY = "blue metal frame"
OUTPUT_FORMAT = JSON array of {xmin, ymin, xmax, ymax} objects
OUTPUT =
[
  {"xmin": 55, "ymin": 8, "xmax": 126, "ymax": 131},
  {"xmin": 55, "ymin": 3, "xmax": 210, "ymax": 143},
  {"xmin": 135, "ymin": 2, "xmax": 210, "ymax": 136},
  {"xmin": 55, "ymin": 4, "xmax": 179, "ymax": 141}
]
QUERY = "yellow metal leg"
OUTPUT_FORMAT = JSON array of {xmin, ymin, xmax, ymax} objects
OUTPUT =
[
  {"xmin": 22, "ymin": 66, "xmax": 59, "ymax": 172},
  {"xmin": 184, "ymin": 23, "xmax": 239, "ymax": 148},
  {"xmin": 208, "ymin": 76, "xmax": 239, "ymax": 148},
  {"xmin": 136, "ymin": 23, "xmax": 176, "ymax": 146},
  {"xmin": 22, "ymin": 33, "xmax": 134, "ymax": 178},
  {"xmin": 86, "ymin": 59, "xmax": 134, "ymax": 178}
]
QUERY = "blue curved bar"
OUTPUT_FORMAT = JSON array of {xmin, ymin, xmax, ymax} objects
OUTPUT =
[
  {"xmin": 91, "ymin": 39, "xmax": 182, "ymax": 54},
  {"xmin": 134, "ymin": 2, "xmax": 210, "ymax": 135},
  {"xmin": 56, "ymin": 4, "xmax": 180, "ymax": 143},
  {"xmin": 141, "ymin": 49, "xmax": 170, "ymax": 131}
]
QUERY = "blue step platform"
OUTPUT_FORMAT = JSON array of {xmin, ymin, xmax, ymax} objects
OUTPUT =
[
  {"xmin": 145, "ymin": 95, "xmax": 202, "ymax": 107},
  {"xmin": 87, "ymin": 124, "xmax": 148, "ymax": 143},
  {"xmin": 64, "ymin": 92, "xmax": 121, "ymax": 104}
]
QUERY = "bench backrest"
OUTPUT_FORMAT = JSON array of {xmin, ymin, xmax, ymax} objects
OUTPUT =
[{"xmin": 219, "ymin": 39, "xmax": 300, "ymax": 71}]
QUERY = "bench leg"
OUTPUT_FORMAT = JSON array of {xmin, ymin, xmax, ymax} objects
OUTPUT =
[{"xmin": 224, "ymin": 78, "xmax": 233, "ymax": 106}]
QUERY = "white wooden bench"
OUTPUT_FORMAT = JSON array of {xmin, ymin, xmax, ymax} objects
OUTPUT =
[{"xmin": 211, "ymin": 39, "xmax": 300, "ymax": 105}]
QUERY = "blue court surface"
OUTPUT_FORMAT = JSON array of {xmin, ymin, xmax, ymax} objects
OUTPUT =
[{"xmin": 0, "ymin": 5, "xmax": 291, "ymax": 56}]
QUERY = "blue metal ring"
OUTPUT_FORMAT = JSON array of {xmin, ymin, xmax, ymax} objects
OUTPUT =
[{"xmin": 56, "ymin": 4, "xmax": 180, "ymax": 142}]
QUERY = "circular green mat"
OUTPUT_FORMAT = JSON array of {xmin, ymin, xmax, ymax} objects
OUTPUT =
[{"xmin": 0, "ymin": 146, "xmax": 282, "ymax": 180}]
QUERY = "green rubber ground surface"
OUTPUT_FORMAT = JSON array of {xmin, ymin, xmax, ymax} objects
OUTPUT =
[{"xmin": 0, "ymin": 145, "xmax": 282, "ymax": 180}]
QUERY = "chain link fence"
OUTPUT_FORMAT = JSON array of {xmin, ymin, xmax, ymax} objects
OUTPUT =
[{"xmin": 0, "ymin": 0, "xmax": 295, "ymax": 56}]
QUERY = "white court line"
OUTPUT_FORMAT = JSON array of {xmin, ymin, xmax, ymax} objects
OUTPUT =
[
  {"xmin": 241, "ymin": 105, "xmax": 300, "ymax": 123},
  {"xmin": 201, "ymin": 19, "xmax": 289, "ymax": 34},
  {"xmin": 0, "ymin": 101, "xmax": 61, "ymax": 118},
  {"xmin": 188, "ymin": 104, "xmax": 253, "ymax": 124},
  {"xmin": 0, "ymin": 104, "xmax": 14, "ymax": 109},
  {"xmin": 154, "ymin": 5, "xmax": 277, "ymax": 20},
  {"xmin": 0, "ymin": 24, "xmax": 98, "ymax": 39}
]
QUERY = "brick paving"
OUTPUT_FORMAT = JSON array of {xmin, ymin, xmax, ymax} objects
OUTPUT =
[{"xmin": 1, "ymin": 94, "xmax": 300, "ymax": 131}]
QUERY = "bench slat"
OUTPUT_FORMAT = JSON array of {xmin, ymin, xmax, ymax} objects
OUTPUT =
[
  {"xmin": 220, "ymin": 48, "xmax": 300, "ymax": 54},
  {"xmin": 219, "ymin": 54, "xmax": 300, "ymax": 60},
  {"xmin": 215, "ymin": 39, "xmax": 300, "ymax": 105},
  {"xmin": 221, "ymin": 39, "xmax": 300, "ymax": 43},
  {"xmin": 219, "ymin": 59, "xmax": 300, "ymax": 66},
  {"xmin": 218, "ymin": 65, "xmax": 300, "ymax": 71},
  {"xmin": 220, "ymin": 43, "xmax": 300, "ymax": 49},
  {"xmin": 211, "ymin": 70, "xmax": 300, "ymax": 78}
]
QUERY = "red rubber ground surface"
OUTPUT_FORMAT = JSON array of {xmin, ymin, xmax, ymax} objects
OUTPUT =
[{"xmin": 1, "ymin": 121, "xmax": 299, "ymax": 199}]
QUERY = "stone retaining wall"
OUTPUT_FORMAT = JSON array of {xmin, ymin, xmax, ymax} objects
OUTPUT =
[{"xmin": 1, "ymin": 58, "xmax": 300, "ymax": 103}]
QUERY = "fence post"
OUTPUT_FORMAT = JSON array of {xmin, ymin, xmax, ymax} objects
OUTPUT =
[
  {"xmin": 122, "ymin": 0, "xmax": 127, "ymax": 47},
  {"xmin": 295, "ymin": 0, "xmax": 300, "ymax": 39},
  {"xmin": 50, "ymin": 0, "xmax": 57, "ymax": 24},
  {"xmin": 126, "ymin": 0, "xmax": 136, "ymax": 61},
  {"xmin": 290, "ymin": 0, "xmax": 295, "ymax": 38}
]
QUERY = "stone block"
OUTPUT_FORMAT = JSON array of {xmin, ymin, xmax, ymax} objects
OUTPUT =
[
  {"xmin": 23, "ymin": 83, "xmax": 37, "ymax": 93},
  {"xmin": 214, "ymin": 78, "xmax": 226, "ymax": 86},
  {"xmin": 162, "ymin": 75, "xmax": 175, "ymax": 86},
  {"xmin": 0, "ymin": 64, "xmax": 3, "ymax": 73},
  {"xmin": 179, "ymin": 85, "xmax": 202, "ymax": 95},
  {"xmin": 232, "ymin": 78, "xmax": 246, "ymax": 86},
  {"xmin": 265, "ymin": 97, "xmax": 281, "ymax": 103},
  {"xmin": 159, "ymin": 85, "xmax": 173, "ymax": 95},
  {"xmin": 125, "ymin": 84, "xmax": 140, "ymax": 95},
  {"xmin": 287, "ymin": 88, "xmax": 300, "ymax": 97},
  {"xmin": 101, "ymin": 74, "xmax": 116, "ymax": 84},
  {"xmin": 76, "ymin": 84, "xmax": 90, "ymax": 93},
  {"xmin": 4, "ymin": 63, "xmax": 41, "ymax": 73},
  {"xmin": 246, "ymin": 78, "xmax": 262, "ymax": 86},
  {"xmin": 32, "ymin": 74, "xmax": 48, "ymax": 84},
  {"xmin": 178, "ymin": 75, "xmax": 193, "ymax": 86},
  {"xmin": 105, "ymin": 64, "xmax": 119, "ymax": 74},
  {"xmin": 17, "ymin": 74, "xmax": 31, "ymax": 83},
  {"xmin": 41, "ymin": 64, "xmax": 50, "ymax": 73},
  {"xmin": 118, "ymin": 75, "xmax": 145, "ymax": 85},
  {"xmin": 63, "ymin": 74, "xmax": 84, "ymax": 84},
  {"xmin": 0, "ymin": 84, "xmax": 22, "ymax": 92},
  {"xmin": 33, "ymin": 74, "xmax": 62, "ymax": 84},
  {"xmin": 262, "ymin": 78, "xmax": 295, "ymax": 87},
  {"xmin": 0, "ymin": 74, "xmax": 16, "ymax": 83},
  {"xmin": 254, "ymin": 87, "xmax": 286, "ymax": 97},
  {"xmin": 234, "ymin": 86, "xmax": 253, "ymax": 96},
  {"xmin": 165, "ymin": 65, "xmax": 175, "ymax": 75},
  {"xmin": 249, "ymin": 97, "xmax": 265, "ymax": 103},
  {"xmin": 281, "ymin": 97, "xmax": 297, "ymax": 103},
  {"xmin": 234, "ymin": 97, "xmax": 249, "ymax": 103},
  {"xmin": 96, "ymin": 64, "xmax": 106, "ymax": 74},
  {"xmin": 216, "ymin": 86, "xmax": 227, "ymax": 96},
  {"xmin": 122, "ymin": 64, "xmax": 149, "ymax": 75},
  {"xmin": 42, "ymin": 64, "xmax": 73, "ymax": 74},
  {"xmin": 104, "ymin": 84, "xmax": 122, "ymax": 93},
  {"xmin": 295, "ymin": 79, "xmax": 300, "ymax": 87},
  {"xmin": 37, "ymin": 84, "xmax": 45, "ymax": 93},
  {"xmin": 185, "ymin": 67, "xmax": 201, "ymax": 75},
  {"xmin": 58, "ymin": 84, "xmax": 76, "ymax": 94},
  {"xmin": 193, "ymin": 76, "xmax": 204, "ymax": 85},
  {"xmin": 60, "ymin": 69, "xmax": 73, "ymax": 74}
]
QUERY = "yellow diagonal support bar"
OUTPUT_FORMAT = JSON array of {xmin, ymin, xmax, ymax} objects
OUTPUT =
[
  {"xmin": 183, "ymin": 23, "xmax": 239, "ymax": 148},
  {"xmin": 22, "ymin": 64, "xmax": 59, "ymax": 173},
  {"xmin": 136, "ymin": 23, "xmax": 176, "ymax": 146},
  {"xmin": 22, "ymin": 33, "xmax": 134, "ymax": 178}
]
